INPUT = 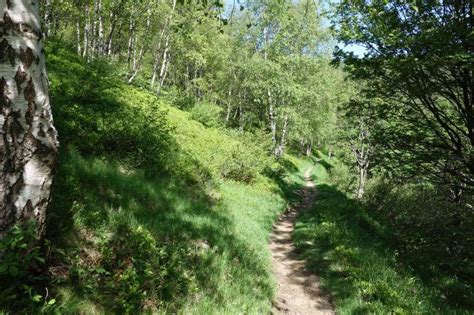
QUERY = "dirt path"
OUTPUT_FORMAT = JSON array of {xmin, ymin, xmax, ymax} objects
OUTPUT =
[{"xmin": 270, "ymin": 168, "xmax": 334, "ymax": 315}]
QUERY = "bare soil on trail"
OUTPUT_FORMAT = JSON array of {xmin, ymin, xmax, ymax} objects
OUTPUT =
[{"xmin": 270, "ymin": 168, "xmax": 334, "ymax": 315}]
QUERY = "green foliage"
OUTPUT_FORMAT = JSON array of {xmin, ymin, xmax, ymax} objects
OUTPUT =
[
  {"xmin": 167, "ymin": 106, "xmax": 272, "ymax": 183},
  {"xmin": 334, "ymin": 0, "xmax": 474, "ymax": 192},
  {"xmin": 189, "ymin": 102, "xmax": 223, "ymax": 128},
  {"xmin": 363, "ymin": 177, "xmax": 474, "ymax": 310},
  {"xmin": 47, "ymin": 44, "xmax": 174, "ymax": 169},
  {"xmin": 0, "ymin": 221, "xmax": 52, "ymax": 311},
  {"xmin": 328, "ymin": 160, "xmax": 356, "ymax": 195}
]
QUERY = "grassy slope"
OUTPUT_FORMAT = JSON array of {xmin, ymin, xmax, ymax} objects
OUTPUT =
[
  {"xmin": 33, "ymin": 45, "xmax": 306, "ymax": 314},
  {"xmin": 292, "ymin": 154, "xmax": 468, "ymax": 314}
]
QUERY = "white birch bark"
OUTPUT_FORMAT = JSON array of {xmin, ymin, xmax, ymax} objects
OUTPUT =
[
  {"xmin": 0, "ymin": 0, "xmax": 59, "ymax": 236},
  {"xmin": 43, "ymin": 0, "xmax": 51, "ymax": 37},
  {"xmin": 76, "ymin": 20, "xmax": 82, "ymax": 56},
  {"xmin": 82, "ymin": 4, "xmax": 90, "ymax": 58},
  {"xmin": 97, "ymin": 0, "xmax": 104, "ymax": 55},
  {"xmin": 275, "ymin": 114, "xmax": 289, "ymax": 158}
]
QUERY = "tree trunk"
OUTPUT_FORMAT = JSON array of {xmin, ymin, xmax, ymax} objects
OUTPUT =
[
  {"xmin": 128, "ymin": 8, "xmax": 151, "ymax": 84},
  {"xmin": 76, "ymin": 20, "xmax": 82, "ymax": 56},
  {"xmin": 127, "ymin": 12, "xmax": 135, "ymax": 66},
  {"xmin": 306, "ymin": 139, "xmax": 313, "ymax": 157},
  {"xmin": 43, "ymin": 0, "xmax": 51, "ymax": 38},
  {"xmin": 105, "ymin": 11, "xmax": 117, "ymax": 56},
  {"xmin": 157, "ymin": 39, "xmax": 170, "ymax": 94},
  {"xmin": 269, "ymin": 101, "xmax": 277, "ymax": 150},
  {"xmin": 91, "ymin": 0, "xmax": 98, "ymax": 56},
  {"xmin": 0, "ymin": 1, "xmax": 59, "ymax": 237},
  {"xmin": 97, "ymin": 0, "xmax": 104, "ymax": 55},
  {"xmin": 83, "ymin": 4, "xmax": 90, "ymax": 58},
  {"xmin": 150, "ymin": 0, "xmax": 176, "ymax": 88},
  {"xmin": 357, "ymin": 166, "xmax": 367, "ymax": 199},
  {"xmin": 275, "ymin": 114, "xmax": 289, "ymax": 158}
]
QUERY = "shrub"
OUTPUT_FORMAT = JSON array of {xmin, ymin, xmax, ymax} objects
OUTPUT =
[
  {"xmin": 190, "ymin": 102, "xmax": 224, "ymax": 128},
  {"xmin": 328, "ymin": 162, "xmax": 356, "ymax": 195}
]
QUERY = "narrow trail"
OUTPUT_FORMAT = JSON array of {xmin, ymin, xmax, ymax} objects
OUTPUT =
[{"xmin": 270, "ymin": 167, "xmax": 334, "ymax": 315}]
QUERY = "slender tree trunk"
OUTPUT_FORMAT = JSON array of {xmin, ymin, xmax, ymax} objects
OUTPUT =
[
  {"xmin": 275, "ymin": 114, "xmax": 289, "ymax": 158},
  {"xmin": 83, "ymin": 4, "xmax": 90, "ymax": 58},
  {"xmin": 91, "ymin": 0, "xmax": 98, "ymax": 56},
  {"xmin": 127, "ymin": 12, "xmax": 135, "ymax": 67},
  {"xmin": 357, "ymin": 166, "xmax": 368, "ymax": 199},
  {"xmin": 0, "ymin": 1, "xmax": 59, "ymax": 236},
  {"xmin": 106, "ymin": 11, "xmax": 117, "ymax": 56},
  {"xmin": 306, "ymin": 139, "xmax": 313, "ymax": 156},
  {"xmin": 157, "ymin": 35, "xmax": 171, "ymax": 94},
  {"xmin": 128, "ymin": 8, "xmax": 151, "ymax": 84},
  {"xmin": 269, "ymin": 101, "xmax": 277, "ymax": 149},
  {"xmin": 157, "ymin": 51, "xmax": 170, "ymax": 94},
  {"xmin": 76, "ymin": 20, "xmax": 82, "ymax": 56},
  {"xmin": 156, "ymin": 0, "xmax": 176, "ymax": 94},
  {"xmin": 97, "ymin": 0, "xmax": 104, "ymax": 55},
  {"xmin": 150, "ymin": 0, "xmax": 174, "ymax": 88},
  {"xmin": 43, "ymin": 0, "xmax": 51, "ymax": 38},
  {"xmin": 150, "ymin": 59, "xmax": 159, "ymax": 88}
]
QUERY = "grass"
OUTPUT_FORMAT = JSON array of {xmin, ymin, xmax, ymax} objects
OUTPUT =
[
  {"xmin": 46, "ymin": 151, "xmax": 289, "ymax": 314},
  {"xmin": 292, "ymin": 154, "xmax": 471, "ymax": 314}
]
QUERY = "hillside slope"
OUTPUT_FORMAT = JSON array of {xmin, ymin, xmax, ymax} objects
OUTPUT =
[{"xmin": 0, "ymin": 44, "xmax": 303, "ymax": 314}]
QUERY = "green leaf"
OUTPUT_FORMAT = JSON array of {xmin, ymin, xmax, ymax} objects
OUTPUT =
[{"xmin": 32, "ymin": 294, "xmax": 42, "ymax": 303}]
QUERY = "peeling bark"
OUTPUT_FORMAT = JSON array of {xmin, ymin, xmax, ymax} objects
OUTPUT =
[{"xmin": 0, "ymin": 0, "xmax": 59, "ymax": 237}]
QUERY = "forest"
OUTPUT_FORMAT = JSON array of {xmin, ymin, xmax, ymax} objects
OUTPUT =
[{"xmin": 0, "ymin": 0, "xmax": 472, "ymax": 313}]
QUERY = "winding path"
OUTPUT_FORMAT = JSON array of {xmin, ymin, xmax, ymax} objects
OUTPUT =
[{"xmin": 270, "ymin": 168, "xmax": 334, "ymax": 315}]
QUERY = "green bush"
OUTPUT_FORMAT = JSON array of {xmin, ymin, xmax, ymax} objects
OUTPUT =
[
  {"xmin": 190, "ymin": 102, "xmax": 224, "ymax": 128},
  {"xmin": 328, "ymin": 162, "xmax": 356, "ymax": 195}
]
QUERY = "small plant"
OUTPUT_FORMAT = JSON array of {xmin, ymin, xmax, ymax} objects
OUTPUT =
[{"xmin": 0, "ymin": 221, "xmax": 48, "ymax": 309}]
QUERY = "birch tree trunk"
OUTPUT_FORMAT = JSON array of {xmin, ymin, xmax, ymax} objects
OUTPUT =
[
  {"xmin": 357, "ymin": 166, "xmax": 368, "ymax": 199},
  {"xmin": 76, "ymin": 20, "xmax": 82, "ymax": 56},
  {"xmin": 275, "ymin": 114, "xmax": 289, "ymax": 158},
  {"xmin": 0, "ymin": 0, "xmax": 59, "ymax": 236},
  {"xmin": 269, "ymin": 101, "xmax": 277, "ymax": 149},
  {"xmin": 82, "ymin": 4, "xmax": 90, "ymax": 58},
  {"xmin": 43, "ymin": 0, "xmax": 51, "ymax": 37},
  {"xmin": 97, "ymin": 0, "xmax": 104, "ymax": 55},
  {"xmin": 105, "ymin": 11, "xmax": 117, "ymax": 56},
  {"xmin": 128, "ymin": 8, "xmax": 151, "ymax": 84}
]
